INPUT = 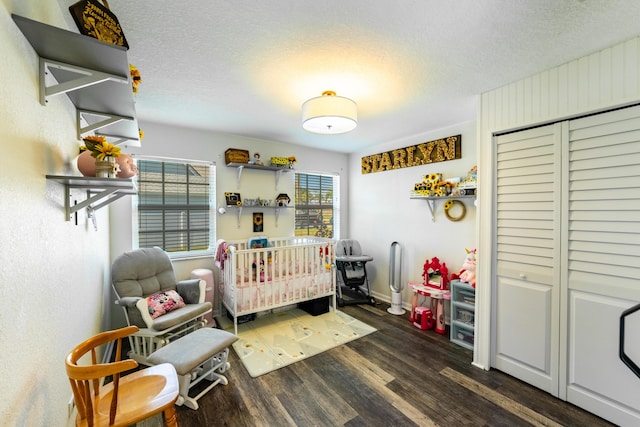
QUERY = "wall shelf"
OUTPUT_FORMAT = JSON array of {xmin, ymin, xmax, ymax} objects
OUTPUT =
[
  {"xmin": 226, "ymin": 162, "xmax": 293, "ymax": 189},
  {"xmin": 46, "ymin": 175, "xmax": 136, "ymax": 221},
  {"xmin": 12, "ymin": 14, "xmax": 140, "ymax": 146},
  {"xmin": 410, "ymin": 194, "xmax": 476, "ymax": 221}
]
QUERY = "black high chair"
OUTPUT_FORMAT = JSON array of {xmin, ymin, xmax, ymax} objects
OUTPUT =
[{"xmin": 335, "ymin": 239, "xmax": 376, "ymax": 306}]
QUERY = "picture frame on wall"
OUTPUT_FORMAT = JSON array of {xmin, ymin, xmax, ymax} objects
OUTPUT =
[{"xmin": 253, "ymin": 212, "xmax": 264, "ymax": 233}]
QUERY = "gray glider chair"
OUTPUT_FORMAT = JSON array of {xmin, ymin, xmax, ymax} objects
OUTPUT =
[{"xmin": 112, "ymin": 247, "xmax": 212, "ymax": 365}]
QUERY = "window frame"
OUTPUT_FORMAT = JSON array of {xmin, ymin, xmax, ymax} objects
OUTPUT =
[
  {"xmin": 294, "ymin": 171, "xmax": 340, "ymax": 239},
  {"xmin": 132, "ymin": 156, "xmax": 216, "ymax": 259}
]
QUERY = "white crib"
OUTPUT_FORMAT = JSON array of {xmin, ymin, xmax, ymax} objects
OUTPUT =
[{"xmin": 219, "ymin": 236, "xmax": 336, "ymax": 334}]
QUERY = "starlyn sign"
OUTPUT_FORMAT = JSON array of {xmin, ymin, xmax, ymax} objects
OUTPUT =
[{"xmin": 361, "ymin": 134, "xmax": 461, "ymax": 174}]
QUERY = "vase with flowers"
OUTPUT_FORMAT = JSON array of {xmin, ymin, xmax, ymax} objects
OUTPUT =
[{"xmin": 82, "ymin": 135, "xmax": 121, "ymax": 178}]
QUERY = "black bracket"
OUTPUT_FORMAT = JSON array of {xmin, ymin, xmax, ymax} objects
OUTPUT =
[{"xmin": 620, "ymin": 303, "xmax": 640, "ymax": 379}]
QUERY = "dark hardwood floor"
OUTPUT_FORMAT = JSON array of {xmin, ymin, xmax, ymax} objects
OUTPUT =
[{"xmin": 173, "ymin": 303, "xmax": 613, "ymax": 427}]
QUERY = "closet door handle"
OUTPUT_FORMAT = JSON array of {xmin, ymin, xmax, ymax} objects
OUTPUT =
[{"xmin": 620, "ymin": 303, "xmax": 640, "ymax": 380}]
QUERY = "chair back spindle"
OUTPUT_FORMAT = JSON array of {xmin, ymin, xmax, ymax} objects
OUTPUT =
[{"xmin": 65, "ymin": 326, "xmax": 179, "ymax": 426}]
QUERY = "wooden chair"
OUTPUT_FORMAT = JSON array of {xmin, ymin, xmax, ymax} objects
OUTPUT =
[{"xmin": 65, "ymin": 326, "xmax": 180, "ymax": 427}]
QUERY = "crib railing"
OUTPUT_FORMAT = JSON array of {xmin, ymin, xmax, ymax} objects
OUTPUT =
[{"xmin": 222, "ymin": 237, "xmax": 335, "ymax": 333}]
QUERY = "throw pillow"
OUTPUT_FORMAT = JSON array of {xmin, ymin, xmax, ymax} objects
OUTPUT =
[{"xmin": 147, "ymin": 290, "xmax": 186, "ymax": 319}]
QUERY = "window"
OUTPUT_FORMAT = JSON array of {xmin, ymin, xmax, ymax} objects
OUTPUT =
[
  {"xmin": 134, "ymin": 157, "xmax": 215, "ymax": 256},
  {"xmin": 294, "ymin": 172, "xmax": 339, "ymax": 238}
]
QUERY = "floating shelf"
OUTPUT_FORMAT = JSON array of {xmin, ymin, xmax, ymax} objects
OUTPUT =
[
  {"xmin": 12, "ymin": 14, "xmax": 140, "ymax": 146},
  {"xmin": 410, "ymin": 194, "xmax": 476, "ymax": 221},
  {"xmin": 46, "ymin": 175, "xmax": 136, "ymax": 221},
  {"xmin": 226, "ymin": 162, "xmax": 293, "ymax": 189}
]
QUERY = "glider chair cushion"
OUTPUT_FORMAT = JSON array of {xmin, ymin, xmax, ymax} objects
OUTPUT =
[{"xmin": 112, "ymin": 247, "xmax": 212, "ymax": 365}]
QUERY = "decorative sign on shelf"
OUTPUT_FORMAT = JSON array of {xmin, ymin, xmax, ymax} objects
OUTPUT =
[
  {"xmin": 69, "ymin": 0, "xmax": 129, "ymax": 48},
  {"xmin": 225, "ymin": 192, "xmax": 242, "ymax": 206},
  {"xmin": 224, "ymin": 148, "xmax": 250, "ymax": 165},
  {"xmin": 361, "ymin": 134, "xmax": 461, "ymax": 174}
]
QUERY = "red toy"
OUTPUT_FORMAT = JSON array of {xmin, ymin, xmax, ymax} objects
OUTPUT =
[
  {"xmin": 413, "ymin": 306, "xmax": 434, "ymax": 330},
  {"xmin": 423, "ymin": 256, "xmax": 450, "ymax": 290}
]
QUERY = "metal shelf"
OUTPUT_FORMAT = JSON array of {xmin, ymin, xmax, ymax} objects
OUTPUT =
[
  {"xmin": 226, "ymin": 162, "xmax": 293, "ymax": 189},
  {"xmin": 46, "ymin": 175, "xmax": 136, "ymax": 221},
  {"xmin": 12, "ymin": 14, "xmax": 140, "ymax": 146},
  {"xmin": 410, "ymin": 194, "xmax": 476, "ymax": 221}
]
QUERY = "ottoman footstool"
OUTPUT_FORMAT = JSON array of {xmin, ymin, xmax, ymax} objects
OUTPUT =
[{"xmin": 147, "ymin": 327, "xmax": 238, "ymax": 410}]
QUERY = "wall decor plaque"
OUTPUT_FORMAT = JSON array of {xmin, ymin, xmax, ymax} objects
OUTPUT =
[
  {"xmin": 253, "ymin": 212, "xmax": 264, "ymax": 233},
  {"xmin": 69, "ymin": 0, "xmax": 129, "ymax": 48},
  {"xmin": 225, "ymin": 149, "xmax": 250, "ymax": 165},
  {"xmin": 361, "ymin": 134, "xmax": 461, "ymax": 174}
]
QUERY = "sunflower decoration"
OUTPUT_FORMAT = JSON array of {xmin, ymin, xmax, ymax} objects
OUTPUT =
[
  {"xmin": 82, "ymin": 135, "xmax": 121, "ymax": 160},
  {"xmin": 253, "ymin": 212, "xmax": 264, "ymax": 232},
  {"xmin": 436, "ymin": 181, "xmax": 453, "ymax": 196},
  {"xmin": 129, "ymin": 64, "xmax": 142, "ymax": 93},
  {"xmin": 444, "ymin": 200, "xmax": 466, "ymax": 221},
  {"xmin": 428, "ymin": 173, "xmax": 439, "ymax": 181}
]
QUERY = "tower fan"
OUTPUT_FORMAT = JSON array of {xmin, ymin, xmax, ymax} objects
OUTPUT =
[{"xmin": 388, "ymin": 241, "xmax": 405, "ymax": 315}]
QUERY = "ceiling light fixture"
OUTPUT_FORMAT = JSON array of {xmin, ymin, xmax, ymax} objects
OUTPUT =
[{"xmin": 302, "ymin": 91, "xmax": 357, "ymax": 134}]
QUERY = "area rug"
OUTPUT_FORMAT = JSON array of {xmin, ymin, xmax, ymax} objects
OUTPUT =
[{"xmin": 231, "ymin": 308, "xmax": 376, "ymax": 377}]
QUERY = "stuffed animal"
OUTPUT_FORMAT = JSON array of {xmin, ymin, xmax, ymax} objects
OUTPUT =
[{"xmin": 458, "ymin": 248, "xmax": 477, "ymax": 288}]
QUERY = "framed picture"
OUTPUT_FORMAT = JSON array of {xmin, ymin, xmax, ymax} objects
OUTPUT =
[{"xmin": 253, "ymin": 212, "xmax": 264, "ymax": 233}]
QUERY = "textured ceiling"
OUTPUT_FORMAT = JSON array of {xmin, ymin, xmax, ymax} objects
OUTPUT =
[{"xmin": 56, "ymin": 0, "xmax": 640, "ymax": 153}]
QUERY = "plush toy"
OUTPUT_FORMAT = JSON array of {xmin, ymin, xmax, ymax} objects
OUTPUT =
[
  {"xmin": 458, "ymin": 248, "xmax": 477, "ymax": 288},
  {"xmin": 252, "ymin": 259, "xmax": 265, "ymax": 282}
]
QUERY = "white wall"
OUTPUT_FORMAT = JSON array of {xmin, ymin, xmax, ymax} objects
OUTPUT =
[
  {"xmin": 0, "ymin": 2, "xmax": 113, "ymax": 425},
  {"xmin": 476, "ymin": 35, "xmax": 640, "ymax": 370},
  {"xmin": 348, "ymin": 121, "xmax": 478, "ymax": 307}
]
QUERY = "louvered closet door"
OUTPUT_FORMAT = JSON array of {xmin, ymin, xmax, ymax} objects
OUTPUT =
[
  {"xmin": 493, "ymin": 123, "xmax": 563, "ymax": 396},
  {"xmin": 565, "ymin": 106, "xmax": 640, "ymax": 424}
]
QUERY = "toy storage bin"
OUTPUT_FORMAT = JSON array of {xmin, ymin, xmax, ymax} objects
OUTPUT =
[
  {"xmin": 450, "ymin": 279, "xmax": 476, "ymax": 350},
  {"xmin": 453, "ymin": 306, "xmax": 474, "ymax": 326},
  {"xmin": 454, "ymin": 328, "xmax": 475, "ymax": 346},
  {"xmin": 457, "ymin": 289, "xmax": 475, "ymax": 305}
]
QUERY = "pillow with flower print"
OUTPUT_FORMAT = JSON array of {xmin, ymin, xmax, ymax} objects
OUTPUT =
[{"xmin": 146, "ymin": 290, "xmax": 186, "ymax": 319}]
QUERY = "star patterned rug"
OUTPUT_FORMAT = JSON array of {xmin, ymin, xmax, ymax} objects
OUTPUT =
[{"xmin": 231, "ymin": 308, "xmax": 376, "ymax": 377}]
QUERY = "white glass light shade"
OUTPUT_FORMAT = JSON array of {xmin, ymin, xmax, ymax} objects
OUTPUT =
[{"xmin": 302, "ymin": 91, "xmax": 357, "ymax": 134}]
